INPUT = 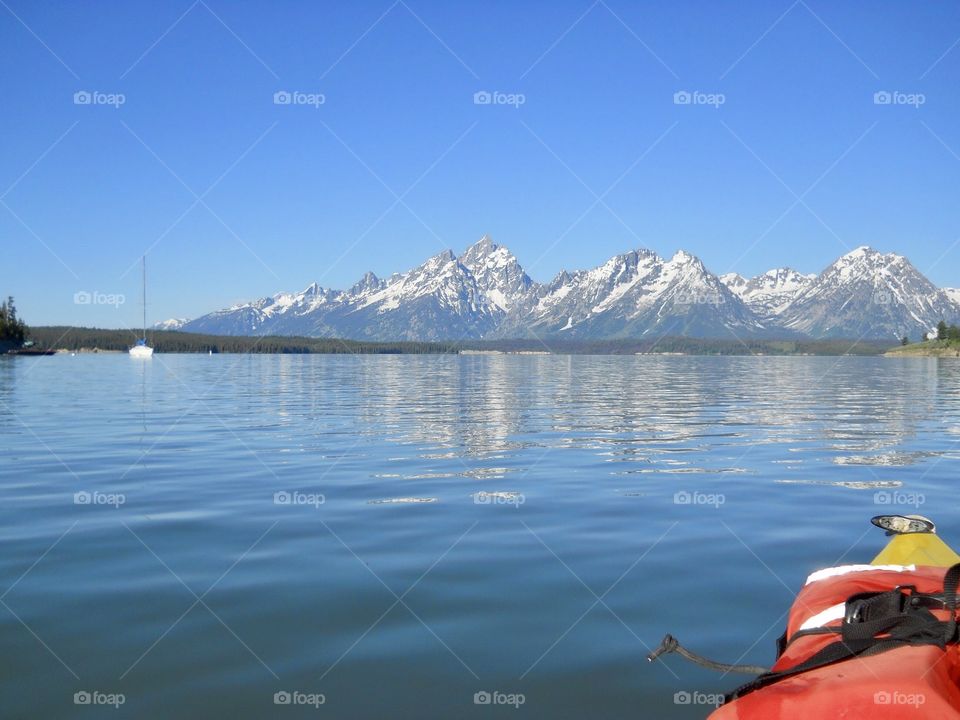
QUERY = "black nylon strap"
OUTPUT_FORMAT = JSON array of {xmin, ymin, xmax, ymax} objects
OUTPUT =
[
  {"xmin": 942, "ymin": 563, "xmax": 960, "ymax": 642},
  {"xmin": 780, "ymin": 592, "xmax": 954, "ymax": 654}
]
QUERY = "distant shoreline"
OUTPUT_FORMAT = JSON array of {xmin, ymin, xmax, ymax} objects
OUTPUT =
[
  {"xmin": 16, "ymin": 326, "xmax": 898, "ymax": 356},
  {"xmin": 885, "ymin": 340, "xmax": 960, "ymax": 357}
]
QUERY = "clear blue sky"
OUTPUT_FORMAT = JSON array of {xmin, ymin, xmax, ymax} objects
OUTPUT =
[{"xmin": 2, "ymin": 0, "xmax": 959, "ymax": 327}]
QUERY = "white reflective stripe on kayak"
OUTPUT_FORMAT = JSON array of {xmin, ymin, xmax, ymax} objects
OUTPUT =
[
  {"xmin": 805, "ymin": 564, "xmax": 916, "ymax": 586},
  {"xmin": 798, "ymin": 602, "xmax": 847, "ymax": 631}
]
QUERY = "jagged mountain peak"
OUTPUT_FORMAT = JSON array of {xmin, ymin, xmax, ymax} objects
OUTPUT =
[
  {"xmin": 301, "ymin": 281, "xmax": 324, "ymax": 296},
  {"xmin": 669, "ymin": 249, "xmax": 699, "ymax": 264},
  {"xmin": 664, "ymin": 250, "xmax": 713, "ymax": 279},
  {"xmin": 834, "ymin": 245, "xmax": 894, "ymax": 263},
  {"xmin": 720, "ymin": 271, "xmax": 747, "ymax": 285},
  {"xmin": 832, "ymin": 246, "xmax": 911, "ymax": 272},
  {"xmin": 551, "ymin": 269, "xmax": 572, "ymax": 288},
  {"xmin": 459, "ymin": 236, "xmax": 521, "ymax": 272},
  {"xmin": 466, "ymin": 234, "xmax": 496, "ymax": 253},
  {"xmin": 349, "ymin": 271, "xmax": 381, "ymax": 295},
  {"xmin": 760, "ymin": 266, "xmax": 804, "ymax": 279},
  {"xmin": 457, "ymin": 236, "xmax": 532, "ymax": 312},
  {"xmin": 421, "ymin": 249, "xmax": 456, "ymax": 267},
  {"xmin": 584, "ymin": 247, "xmax": 658, "ymax": 278}
]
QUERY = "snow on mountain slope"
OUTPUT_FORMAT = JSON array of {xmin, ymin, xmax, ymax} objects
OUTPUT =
[
  {"xmin": 494, "ymin": 249, "xmax": 761, "ymax": 338},
  {"xmin": 183, "ymin": 237, "xmax": 537, "ymax": 341},
  {"xmin": 777, "ymin": 247, "xmax": 959, "ymax": 339},
  {"xmin": 719, "ymin": 273, "xmax": 747, "ymax": 294},
  {"xmin": 335, "ymin": 248, "xmax": 503, "ymax": 340},
  {"xmin": 721, "ymin": 268, "xmax": 815, "ymax": 320},
  {"xmin": 458, "ymin": 235, "xmax": 535, "ymax": 312},
  {"xmin": 153, "ymin": 318, "xmax": 189, "ymax": 331},
  {"xmin": 183, "ymin": 283, "xmax": 343, "ymax": 335}
]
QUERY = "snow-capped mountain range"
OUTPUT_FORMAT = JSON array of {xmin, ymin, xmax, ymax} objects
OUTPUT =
[{"xmin": 178, "ymin": 236, "xmax": 960, "ymax": 341}]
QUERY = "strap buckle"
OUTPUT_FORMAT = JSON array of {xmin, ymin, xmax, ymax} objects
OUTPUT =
[{"xmin": 844, "ymin": 585, "xmax": 915, "ymax": 624}]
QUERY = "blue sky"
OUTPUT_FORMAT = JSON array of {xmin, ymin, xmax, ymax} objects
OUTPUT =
[{"xmin": 2, "ymin": 0, "xmax": 959, "ymax": 327}]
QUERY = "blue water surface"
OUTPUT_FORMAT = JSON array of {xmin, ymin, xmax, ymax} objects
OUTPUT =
[{"xmin": 1, "ymin": 354, "xmax": 958, "ymax": 719}]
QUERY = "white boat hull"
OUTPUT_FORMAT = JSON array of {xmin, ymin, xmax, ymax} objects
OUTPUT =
[{"xmin": 129, "ymin": 345, "xmax": 154, "ymax": 358}]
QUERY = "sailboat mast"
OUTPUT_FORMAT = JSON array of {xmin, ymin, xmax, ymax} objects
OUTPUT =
[{"xmin": 142, "ymin": 256, "xmax": 147, "ymax": 339}]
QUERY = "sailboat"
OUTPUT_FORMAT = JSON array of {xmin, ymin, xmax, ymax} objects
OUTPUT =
[{"xmin": 129, "ymin": 256, "xmax": 154, "ymax": 358}]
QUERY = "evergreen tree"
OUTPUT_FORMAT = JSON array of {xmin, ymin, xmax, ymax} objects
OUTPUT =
[
  {"xmin": 901, "ymin": 335, "xmax": 910, "ymax": 346},
  {"xmin": 938, "ymin": 320, "xmax": 949, "ymax": 341},
  {"xmin": 0, "ymin": 296, "xmax": 26, "ymax": 343}
]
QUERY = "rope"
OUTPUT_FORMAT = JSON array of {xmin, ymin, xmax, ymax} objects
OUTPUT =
[{"xmin": 647, "ymin": 634, "xmax": 767, "ymax": 675}]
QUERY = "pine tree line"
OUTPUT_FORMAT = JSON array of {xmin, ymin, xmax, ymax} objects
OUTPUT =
[{"xmin": 26, "ymin": 326, "xmax": 459, "ymax": 354}]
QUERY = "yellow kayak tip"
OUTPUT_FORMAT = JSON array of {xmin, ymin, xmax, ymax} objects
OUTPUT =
[{"xmin": 870, "ymin": 514, "xmax": 960, "ymax": 567}]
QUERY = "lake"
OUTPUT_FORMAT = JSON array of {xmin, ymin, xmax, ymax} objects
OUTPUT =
[{"xmin": 1, "ymin": 354, "xmax": 958, "ymax": 719}]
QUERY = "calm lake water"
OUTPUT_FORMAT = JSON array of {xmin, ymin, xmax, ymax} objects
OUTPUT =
[{"xmin": 2, "ymin": 354, "xmax": 959, "ymax": 719}]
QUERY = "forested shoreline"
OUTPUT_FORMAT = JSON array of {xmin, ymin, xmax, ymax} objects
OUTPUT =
[{"xmin": 19, "ymin": 326, "xmax": 893, "ymax": 356}]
